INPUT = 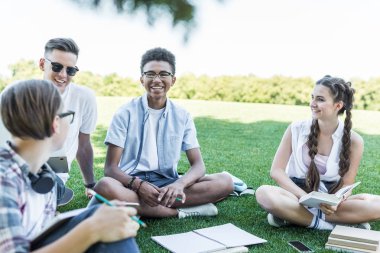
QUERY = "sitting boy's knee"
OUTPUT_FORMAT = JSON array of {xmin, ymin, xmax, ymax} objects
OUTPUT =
[
  {"xmin": 217, "ymin": 173, "xmax": 234, "ymax": 193},
  {"xmin": 94, "ymin": 177, "xmax": 116, "ymax": 192}
]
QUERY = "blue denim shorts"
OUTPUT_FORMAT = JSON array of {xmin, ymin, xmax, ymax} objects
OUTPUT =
[
  {"xmin": 131, "ymin": 171, "xmax": 179, "ymax": 187},
  {"xmin": 290, "ymin": 177, "xmax": 337, "ymax": 193}
]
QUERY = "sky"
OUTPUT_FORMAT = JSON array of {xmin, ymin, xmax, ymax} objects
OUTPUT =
[{"xmin": 0, "ymin": 0, "xmax": 379, "ymax": 80}]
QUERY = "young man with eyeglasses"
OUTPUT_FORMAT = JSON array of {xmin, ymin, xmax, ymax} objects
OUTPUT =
[
  {"xmin": 38, "ymin": 38, "xmax": 97, "ymax": 197},
  {"xmin": 92, "ymin": 47, "xmax": 233, "ymax": 218},
  {"xmin": 0, "ymin": 79, "xmax": 140, "ymax": 253}
]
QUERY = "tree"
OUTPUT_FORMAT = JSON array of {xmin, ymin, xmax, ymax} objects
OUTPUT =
[
  {"xmin": 8, "ymin": 59, "xmax": 41, "ymax": 81},
  {"xmin": 70, "ymin": 0, "xmax": 223, "ymax": 41}
]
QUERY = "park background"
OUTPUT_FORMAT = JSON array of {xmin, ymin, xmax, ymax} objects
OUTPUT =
[{"xmin": 1, "ymin": 0, "xmax": 380, "ymax": 252}]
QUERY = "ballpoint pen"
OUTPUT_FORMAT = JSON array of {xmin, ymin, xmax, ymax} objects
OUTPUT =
[{"xmin": 88, "ymin": 189, "xmax": 147, "ymax": 227}]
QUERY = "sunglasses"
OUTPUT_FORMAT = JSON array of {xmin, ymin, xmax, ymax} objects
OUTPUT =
[
  {"xmin": 58, "ymin": 110, "xmax": 75, "ymax": 124},
  {"xmin": 45, "ymin": 58, "xmax": 79, "ymax": 76}
]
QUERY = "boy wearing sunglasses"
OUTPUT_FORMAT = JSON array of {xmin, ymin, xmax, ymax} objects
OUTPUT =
[
  {"xmin": 91, "ymin": 48, "xmax": 233, "ymax": 219},
  {"xmin": 38, "ymin": 38, "xmax": 97, "ymax": 197}
]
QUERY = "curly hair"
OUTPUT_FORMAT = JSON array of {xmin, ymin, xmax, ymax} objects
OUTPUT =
[
  {"xmin": 140, "ymin": 47, "xmax": 176, "ymax": 75},
  {"xmin": 305, "ymin": 75, "xmax": 355, "ymax": 193}
]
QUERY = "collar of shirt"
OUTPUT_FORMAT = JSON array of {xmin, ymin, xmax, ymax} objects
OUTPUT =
[
  {"xmin": 300, "ymin": 119, "xmax": 344, "ymax": 143},
  {"xmin": 2, "ymin": 142, "xmax": 33, "ymax": 185},
  {"xmin": 141, "ymin": 93, "xmax": 171, "ymax": 119}
]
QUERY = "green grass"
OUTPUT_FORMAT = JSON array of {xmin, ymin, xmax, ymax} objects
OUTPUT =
[{"xmin": 60, "ymin": 97, "xmax": 380, "ymax": 252}]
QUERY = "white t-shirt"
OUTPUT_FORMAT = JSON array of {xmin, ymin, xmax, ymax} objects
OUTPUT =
[
  {"xmin": 135, "ymin": 107, "xmax": 164, "ymax": 172},
  {"xmin": 0, "ymin": 83, "xmax": 97, "ymax": 183},
  {"xmin": 24, "ymin": 186, "xmax": 57, "ymax": 239},
  {"xmin": 51, "ymin": 83, "xmax": 97, "ymax": 182}
]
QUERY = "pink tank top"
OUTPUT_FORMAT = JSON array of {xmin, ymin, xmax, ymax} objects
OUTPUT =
[{"xmin": 302, "ymin": 144, "xmax": 328, "ymax": 175}]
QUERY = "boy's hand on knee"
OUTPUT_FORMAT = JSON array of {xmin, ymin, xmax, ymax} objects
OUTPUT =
[
  {"xmin": 137, "ymin": 181, "xmax": 160, "ymax": 207},
  {"xmin": 158, "ymin": 183, "xmax": 186, "ymax": 207},
  {"xmin": 90, "ymin": 205, "xmax": 140, "ymax": 242}
]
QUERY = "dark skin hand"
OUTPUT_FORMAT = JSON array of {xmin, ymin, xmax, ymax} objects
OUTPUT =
[{"xmin": 136, "ymin": 180, "xmax": 161, "ymax": 207}]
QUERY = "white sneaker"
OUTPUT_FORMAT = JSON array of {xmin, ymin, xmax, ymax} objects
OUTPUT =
[
  {"xmin": 177, "ymin": 203, "xmax": 218, "ymax": 219},
  {"xmin": 358, "ymin": 222, "xmax": 371, "ymax": 230},
  {"xmin": 339, "ymin": 222, "xmax": 371, "ymax": 230},
  {"xmin": 267, "ymin": 213, "xmax": 289, "ymax": 227}
]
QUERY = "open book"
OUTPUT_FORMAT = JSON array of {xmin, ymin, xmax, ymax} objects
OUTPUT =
[
  {"xmin": 31, "ymin": 208, "xmax": 87, "ymax": 247},
  {"xmin": 299, "ymin": 182, "xmax": 361, "ymax": 208},
  {"xmin": 151, "ymin": 223, "xmax": 267, "ymax": 253}
]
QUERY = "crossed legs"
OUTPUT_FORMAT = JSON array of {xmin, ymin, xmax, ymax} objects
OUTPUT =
[
  {"xmin": 93, "ymin": 173, "xmax": 233, "ymax": 218},
  {"xmin": 256, "ymin": 185, "xmax": 380, "ymax": 227}
]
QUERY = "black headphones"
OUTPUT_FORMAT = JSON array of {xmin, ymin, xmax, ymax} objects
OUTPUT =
[
  {"xmin": 27, "ymin": 164, "xmax": 56, "ymax": 194},
  {"xmin": 5, "ymin": 141, "xmax": 56, "ymax": 194}
]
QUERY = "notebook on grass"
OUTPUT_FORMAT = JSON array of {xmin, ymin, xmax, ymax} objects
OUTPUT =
[{"xmin": 151, "ymin": 223, "xmax": 266, "ymax": 253}]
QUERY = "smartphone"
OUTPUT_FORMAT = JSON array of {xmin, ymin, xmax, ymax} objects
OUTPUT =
[
  {"xmin": 47, "ymin": 156, "xmax": 69, "ymax": 173},
  {"xmin": 288, "ymin": 241, "xmax": 314, "ymax": 252}
]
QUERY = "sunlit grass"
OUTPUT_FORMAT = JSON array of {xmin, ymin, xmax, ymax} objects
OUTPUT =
[{"xmin": 60, "ymin": 97, "xmax": 380, "ymax": 252}]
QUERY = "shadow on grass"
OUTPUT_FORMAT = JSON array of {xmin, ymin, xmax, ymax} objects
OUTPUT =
[{"xmin": 63, "ymin": 117, "xmax": 380, "ymax": 253}]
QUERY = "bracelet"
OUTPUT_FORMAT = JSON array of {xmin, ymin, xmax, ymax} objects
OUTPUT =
[
  {"xmin": 136, "ymin": 180, "xmax": 145, "ymax": 193},
  {"xmin": 84, "ymin": 182, "xmax": 96, "ymax": 189},
  {"xmin": 127, "ymin": 176, "xmax": 136, "ymax": 189}
]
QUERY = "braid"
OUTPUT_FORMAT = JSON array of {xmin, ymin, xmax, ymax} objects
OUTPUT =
[
  {"xmin": 329, "ymin": 83, "xmax": 354, "ymax": 193},
  {"xmin": 306, "ymin": 119, "xmax": 321, "ymax": 192}
]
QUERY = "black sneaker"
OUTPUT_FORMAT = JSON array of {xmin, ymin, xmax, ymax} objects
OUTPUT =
[{"xmin": 57, "ymin": 187, "xmax": 74, "ymax": 207}]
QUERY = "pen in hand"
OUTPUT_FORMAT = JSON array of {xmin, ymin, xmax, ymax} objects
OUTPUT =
[{"xmin": 88, "ymin": 189, "xmax": 147, "ymax": 227}]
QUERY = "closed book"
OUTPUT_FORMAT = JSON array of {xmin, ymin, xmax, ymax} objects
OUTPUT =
[
  {"xmin": 328, "ymin": 237, "xmax": 378, "ymax": 251},
  {"xmin": 325, "ymin": 243, "xmax": 379, "ymax": 253},
  {"xmin": 330, "ymin": 225, "xmax": 380, "ymax": 245}
]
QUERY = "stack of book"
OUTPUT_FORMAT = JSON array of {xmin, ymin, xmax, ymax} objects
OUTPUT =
[{"xmin": 326, "ymin": 225, "xmax": 380, "ymax": 252}]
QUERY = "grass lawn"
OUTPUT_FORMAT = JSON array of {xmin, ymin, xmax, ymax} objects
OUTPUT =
[{"xmin": 60, "ymin": 97, "xmax": 380, "ymax": 252}]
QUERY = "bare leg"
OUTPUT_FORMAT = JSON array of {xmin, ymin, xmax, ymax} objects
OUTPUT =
[
  {"xmin": 94, "ymin": 177, "xmax": 178, "ymax": 218},
  {"xmin": 255, "ymin": 185, "xmax": 314, "ymax": 227},
  {"xmin": 326, "ymin": 194, "xmax": 380, "ymax": 224},
  {"xmin": 94, "ymin": 173, "xmax": 233, "ymax": 218}
]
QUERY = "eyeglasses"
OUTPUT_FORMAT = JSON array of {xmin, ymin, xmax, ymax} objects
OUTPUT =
[
  {"xmin": 58, "ymin": 110, "xmax": 75, "ymax": 124},
  {"xmin": 45, "ymin": 58, "xmax": 79, "ymax": 76},
  {"xmin": 143, "ymin": 71, "xmax": 173, "ymax": 80}
]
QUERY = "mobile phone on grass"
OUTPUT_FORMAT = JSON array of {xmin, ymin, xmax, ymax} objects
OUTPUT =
[{"xmin": 288, "ymin": 240, "xmax": 314, "ymax": 252}]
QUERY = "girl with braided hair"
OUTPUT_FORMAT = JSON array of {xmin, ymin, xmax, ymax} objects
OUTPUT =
[{"xmin": 255, "ymin": 75, "xmax": 380, "ymax": 230}]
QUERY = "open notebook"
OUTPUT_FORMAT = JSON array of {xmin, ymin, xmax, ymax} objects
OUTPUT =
[{"xmin": 152, "ymin": 223, "xmax": 267, "ymax": 253}]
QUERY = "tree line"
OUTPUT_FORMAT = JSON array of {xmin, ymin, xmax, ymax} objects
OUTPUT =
[{"xmin": 1, "ymin": 59, "xmax": 379, "ymax": 111}]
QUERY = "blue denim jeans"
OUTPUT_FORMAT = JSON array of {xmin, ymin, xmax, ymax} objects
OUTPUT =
[
  {"xmin": 132, "ymin": 171, "xmax": 178, "ymax": 187},
  {"xmin": 31, "ymin": 205, "xmax": 140, "ymax": 253}
]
